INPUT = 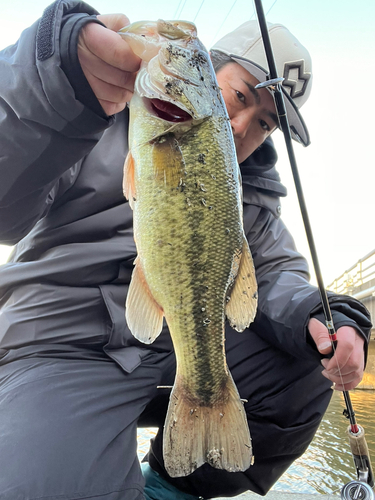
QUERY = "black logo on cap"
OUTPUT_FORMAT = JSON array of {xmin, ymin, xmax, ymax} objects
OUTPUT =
[{"xmin": 282, "ymin": 60, "xmax": 311, "ymax": 99}]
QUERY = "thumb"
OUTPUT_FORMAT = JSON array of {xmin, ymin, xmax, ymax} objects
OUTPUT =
[
  {"xmin": 308, "ymin": 318, "xmax": 333, "ymax": 354},
  {"xmin": 97, "ymin": 13, "xmax": 131, "ymax": 32}
]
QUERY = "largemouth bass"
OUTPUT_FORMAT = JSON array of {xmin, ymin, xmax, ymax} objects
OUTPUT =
[{"xmin": 119, "ymin": 20, "xmax": 257, "ymax": 478}]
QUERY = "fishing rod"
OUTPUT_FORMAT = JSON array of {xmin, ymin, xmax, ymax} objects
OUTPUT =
[{"xmin": 252, "ymin": 0, "xmax": 374, "ymax": 498}]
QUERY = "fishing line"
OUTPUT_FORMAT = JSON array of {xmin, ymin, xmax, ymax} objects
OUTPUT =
[
  {"xmin": 193, "ymin": 0, "xmax": 206, "ymax": 23},
  {"xmin": 173, "ymin": 0, "xmax": 185, "ymax": 18},
  {"xmin": 209, "ymin": 0, "xmax": 239, "ymax": 47},
  {"xmin": 175, "ymin": 0, "xmax": 189, "ymax": 19},
  {"xmin": 249, "ymin": 0, "xmax": 279, "ymax": 20},
  {"xmin": 266, "ymin": 0, "xmax": 279, "ymax": 15}
]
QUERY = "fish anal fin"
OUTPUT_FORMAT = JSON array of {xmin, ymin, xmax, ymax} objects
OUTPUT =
[
  {"xmin": 226, "ymin": 237, "xmax": 258, "ymax": 332},
  {"xmin": 123, "ymin": 151, "xmax": 136, "ymax": 209},
  {"xmin": 125, "ymin": 258, "xmax": 164, "ymax": 344},
  {"xmin": 163, "ymin": 373, "xmax": 252, "ymax": 477}
]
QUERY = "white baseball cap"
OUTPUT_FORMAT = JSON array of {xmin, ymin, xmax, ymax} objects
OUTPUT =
[{"xmin": 211, "ymin": 20, "xmax": 312, "ymax": 146}]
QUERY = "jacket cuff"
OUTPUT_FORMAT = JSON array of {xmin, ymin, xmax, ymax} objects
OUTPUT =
[
  {"xmin": 60, "ymin": 13, "xmax": 108, "ymax": 118},
  {"xmin": 35, "ymin": 0, "xmax": 113, "ymax": 136}
]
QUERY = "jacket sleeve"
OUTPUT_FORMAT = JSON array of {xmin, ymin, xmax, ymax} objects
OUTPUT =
[
  {"xmin": 0, "ymin": 0, "xmax": 112, "ymax": 245},
  {"xmin": 245, "ymin": 204, "xmax": 372, "ymax": 362}
]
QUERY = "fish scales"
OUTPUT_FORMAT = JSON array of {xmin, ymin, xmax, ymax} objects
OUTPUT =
[
  {"xmin": 136, "ymin": 118, "xmax": 240, "ymax": 399},
  {"xmin": 120, "ymin": 19, "xmax": 257, "ymax": 478}
]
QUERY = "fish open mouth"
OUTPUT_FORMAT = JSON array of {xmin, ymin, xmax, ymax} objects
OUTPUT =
[{"xmin": 149, "ymin": 98, "xmax": 192, "ymax": 122}]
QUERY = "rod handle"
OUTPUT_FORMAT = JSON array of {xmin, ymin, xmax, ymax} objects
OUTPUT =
[{"xmin": 347, "ymin": 425, "xmax": 374, "ymax": 487}]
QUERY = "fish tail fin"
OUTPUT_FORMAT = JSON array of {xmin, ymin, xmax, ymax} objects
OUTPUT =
[{"xmin": 163, "ymin": 373, "xmax": 252, "ymax": 477}]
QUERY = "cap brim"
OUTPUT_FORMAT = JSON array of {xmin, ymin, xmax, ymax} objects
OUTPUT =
[{"xmin": 230, "ymin": 55, "xmax": 310, "ymax": 147}]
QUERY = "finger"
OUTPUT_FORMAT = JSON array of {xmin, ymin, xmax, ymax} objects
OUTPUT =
[
  {"xmin": 321, "ymin": 366, "xmax": 358, "ymax": 386},
  {"xmin": 321, "ymin": 368, "xmax": 358, "ymax": 385},
  {"xmin": 334, "ymin": 379, "xmax": 362, "ymax": 391},
  {"xmin": 83, "ymin": 67, "xmax": 134, "ymax": 106},
  {"xmin": 321, "ymin": 359, "xmax": 357, "ymax": 377},
  {"xmin": 80, "ymin": 22, "xmax": 141, "ymax": 73},
  {"xmin": 97, "ymin": 13, "xmax": 131, "ymax": 32},
  {"xmin": 322, "ymin": 348, "xmax": 364, "ymax": 377},
  {"xmin": 320, "ymin": 328, "xmax": 365, "ymax": 390},
  {"xmin": 323, "ymin": 327, "xmax": 356, "ymax": 372},
  {"xmin": 322, "ymin": 369, "xmax": 363, "ymax": 391},
  {"xmin": 98, "ymin": 99, "xmax": 127, "ymax": 116},
  {"xmin": 308, "ymin": 318, "xmax": 333, "ymax": 354},
  {"xmin": 79, "ymin": 49, "xmax": 137, "ymax": 91}
]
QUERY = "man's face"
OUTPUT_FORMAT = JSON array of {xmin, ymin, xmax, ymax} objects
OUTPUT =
[{"xmin": 216, "ymin": 62, "xmax": 278, "ymax": 164}]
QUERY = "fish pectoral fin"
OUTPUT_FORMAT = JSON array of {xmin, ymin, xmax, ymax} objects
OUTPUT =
[
  {"xmin": 123, "ymin": 151, "xmax": 136, "ymax": 209},
  {"xmin": 163, "ymin": 373, "xmax": 252, "ymax": 478},
  {"xmin": 151, "ymin": 133, "xmax": 185, "ymax": 187},
  {"xmin": 226, "ymin": 237, "xmax": 258, "ymax": 332},
  {"xmin": 125, "ymin": 257, "xmax": 164, "ymax": 344}
]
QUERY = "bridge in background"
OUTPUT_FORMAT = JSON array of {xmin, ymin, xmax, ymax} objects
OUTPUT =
[{"xmin": 328, "ymin": 249, "xmax": 375, "ymax": 339}]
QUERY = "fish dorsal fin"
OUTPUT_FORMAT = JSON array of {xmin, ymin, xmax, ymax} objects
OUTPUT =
[
  {"xmin": 126, "ymin": 257, "xmax": 164, "ymax": 344},
  {"xmin": 225, "ymin": 237, "xmax": 258, "ymax": 332},
  {"xmin": 123, "ymin": 151, "xmax": 136, "ymax": 209}
]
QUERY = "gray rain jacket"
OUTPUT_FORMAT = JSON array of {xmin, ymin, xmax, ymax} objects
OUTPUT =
[{"xmin": 0, "ymin": 0, "xmax": 372, "ymax": 373}]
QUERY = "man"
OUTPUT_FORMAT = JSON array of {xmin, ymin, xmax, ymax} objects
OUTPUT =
[{"xmin": 0, "ymin": 2, "xmax": 371, "ymax": 500}]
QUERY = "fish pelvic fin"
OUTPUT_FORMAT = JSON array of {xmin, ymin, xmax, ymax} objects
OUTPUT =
[
  {"xmin": 163, "ymin": 373, "xmax": 252, "ymax": 477},
  {"xmin": 123, "ymin": 151, "xmax": 136, "ymax": 209},
  {"xmin": 226, "ymin": 237, "xmax": 258, "ymax": 332},
  {"xmin": 125, "ymin": 257, "xmax": 164, "ymax": 344}
]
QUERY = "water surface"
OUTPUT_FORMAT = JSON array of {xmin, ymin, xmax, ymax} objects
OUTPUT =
[{"xmin": 273, "ymin": 389, "xmax": 375, "ymax": 495}]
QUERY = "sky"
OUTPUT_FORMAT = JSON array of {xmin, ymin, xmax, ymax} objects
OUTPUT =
[{"xmin": 0, "ymin": 0, "xmax": 374, "ymax": 286}]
